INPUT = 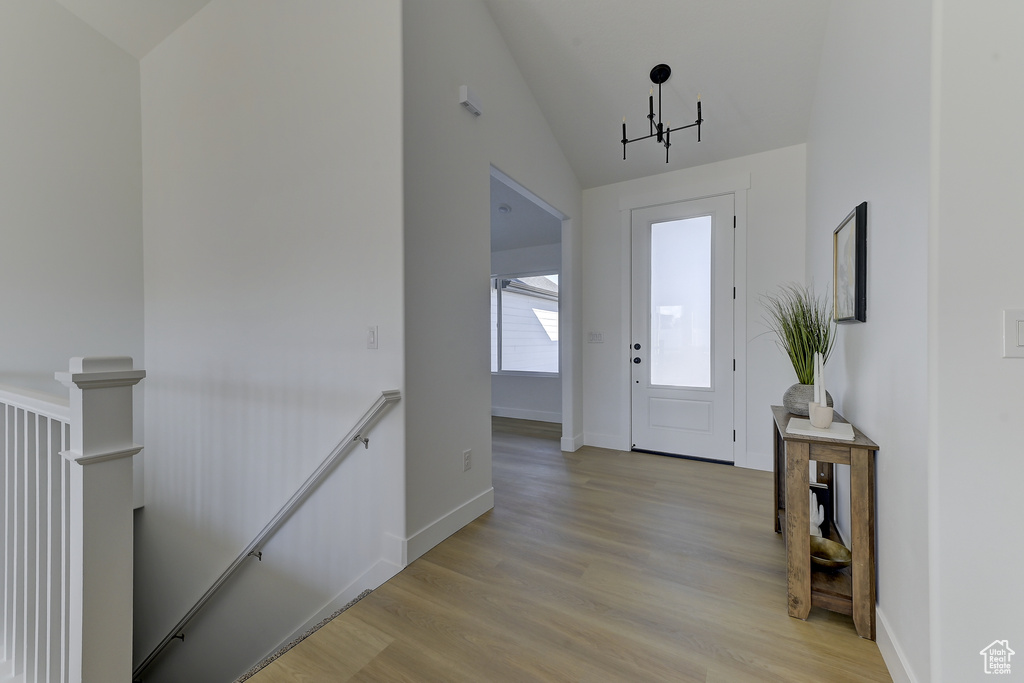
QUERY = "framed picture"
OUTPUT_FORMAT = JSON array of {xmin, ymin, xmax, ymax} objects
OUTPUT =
[{"xmin": 833, "ymin": 201, "xmax": 867, "ymax": 323}]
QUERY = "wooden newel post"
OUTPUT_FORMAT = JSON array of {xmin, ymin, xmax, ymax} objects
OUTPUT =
[{"xmin": 56, "ymin": 357, "xmax": 145, "ymax": 683}]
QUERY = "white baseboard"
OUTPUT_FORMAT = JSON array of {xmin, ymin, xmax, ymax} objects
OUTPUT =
[
  {"xmin": 561, "ymin": 432, "xmax": 583, "ymax": 452},
  {"xmin": 584, "ymin": 432, "xmax": 628, "ymax": 451},
  {"xmin": 405, "ymin": 487, "xmax": 494, "ymax": 563},
  {"xmin": 252, "ymin": 493, "xmax": 496, "ymax": 677},
  {"xmin": 875, "ymin": 606, "xmax": 919, "ymax": 683},
  {"xmin": 381, "ymin": 532, "xmax": 406, "ymax": 569},
  {"xmin": 491, "ymin": 406, "xmax": 561, "ymax": 423},
  {"xmin": 266, "ymin": 557, "xmax": 402, "ymax": 664}
]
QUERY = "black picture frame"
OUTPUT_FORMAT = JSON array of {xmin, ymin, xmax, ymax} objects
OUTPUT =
[{"xmin": 833, "ymin": 201, "xmax": 867, "ymax": 323}]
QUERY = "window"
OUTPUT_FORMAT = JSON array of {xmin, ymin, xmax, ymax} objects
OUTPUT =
[{"xmin": 491, "ymin": 273, "xmax": 559, "ymax": 374}]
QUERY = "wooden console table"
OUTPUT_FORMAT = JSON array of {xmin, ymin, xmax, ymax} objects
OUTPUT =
[{"xmin": 771, "ymin": 405, "xmax": 878, "ymax": 640}]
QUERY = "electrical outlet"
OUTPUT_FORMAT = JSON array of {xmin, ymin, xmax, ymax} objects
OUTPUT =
[{"xmin": 463, "ymin": 449, "xmax": 472, "ymax": 471}]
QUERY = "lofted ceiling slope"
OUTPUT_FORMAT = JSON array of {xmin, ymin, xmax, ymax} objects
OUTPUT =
[
  {"xmin": 54, "ymin": 0, "xmax": 830, "ymax": 190},
  {"xmin": 482, "ymin": 0, "xmax": 830, "ymax": 189}
]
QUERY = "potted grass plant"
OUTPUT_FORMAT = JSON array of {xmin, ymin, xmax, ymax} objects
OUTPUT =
[{"xmin": 761, "ymin": 283, "xmax": 836, "ymax": 416}]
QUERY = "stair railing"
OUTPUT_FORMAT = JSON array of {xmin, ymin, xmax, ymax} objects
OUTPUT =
[
  {"xmin": 1, "ymin": 357, "xmax": 145, "ymax": 683},
  {"xmin": 0, "ymin": 384, "xmax": 70, "ymax": 683},
  {"xmin": 132, "ymin": 389, "xmax": 401, "ymax": 682}
]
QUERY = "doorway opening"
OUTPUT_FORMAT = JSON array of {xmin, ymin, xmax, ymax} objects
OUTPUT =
[{"xmin": 489, "ymin": 168, "xmax": 567, "ymax": 437}]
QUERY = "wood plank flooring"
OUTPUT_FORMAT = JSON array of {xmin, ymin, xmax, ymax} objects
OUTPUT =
[{"xmin": 248, "ymin": 420, "xmax": 891, "ymax": 682}]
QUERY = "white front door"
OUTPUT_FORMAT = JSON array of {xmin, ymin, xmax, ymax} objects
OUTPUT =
[{"xmin": 630, "ymin": 195, "xmax": 735, "ymax": 462}]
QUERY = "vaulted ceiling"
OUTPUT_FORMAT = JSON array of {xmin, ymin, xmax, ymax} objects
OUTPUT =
[
  {"xmin": 482, "ymin": 0, "xmax": 830, "ymax": 188},
  {"xmin": 55, "ymin": 0, "xmax": 830, "ymax": 190}
]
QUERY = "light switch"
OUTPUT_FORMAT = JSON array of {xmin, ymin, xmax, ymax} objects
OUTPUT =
[
  {"xmin": 367, "ymin": 325, "xmax": 378, "ymax": 350},
  {"xmin": 1002, "ymin": 310, "xmax": 1024, "ymax": 358}
]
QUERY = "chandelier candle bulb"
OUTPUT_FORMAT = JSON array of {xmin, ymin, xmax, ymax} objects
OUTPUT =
[{"xmin": 697, "ymin": 97, "xmax": 702, "ymax": 141}]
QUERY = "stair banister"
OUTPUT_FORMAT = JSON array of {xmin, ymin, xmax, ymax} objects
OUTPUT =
[
  {"xmin": 133, "ymin": 389, "xmax": 401, "ymax": 681},
  {"xmin": 57, "ymin": 357, "xmax": 146, "ymax": 683}
]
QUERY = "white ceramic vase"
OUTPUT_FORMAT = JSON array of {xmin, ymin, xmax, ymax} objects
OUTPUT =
[{"xmin": 808, "ymin": 402, "xmax": 835, "ymax": 429}]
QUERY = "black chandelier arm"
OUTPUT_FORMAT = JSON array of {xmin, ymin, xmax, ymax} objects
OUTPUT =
[
  {"xmin": 665, "ymin": 119, "xmax": 701, "ymax": 134},
  {"xmin": 622, "ymin": 118, "xmax": 702, "ymax": 146},
  {"xmin": 620, "ymin": 64, "xmax": 703, "ymax": 162}
]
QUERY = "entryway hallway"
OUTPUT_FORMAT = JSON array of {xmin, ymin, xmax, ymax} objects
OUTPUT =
[{"xmin": 245, "ymin": 419, "xmax": 890, "ymax": 682}]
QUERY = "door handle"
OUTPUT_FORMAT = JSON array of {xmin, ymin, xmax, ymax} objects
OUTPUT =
[{"xmin": 633, "ymin": 357, "xmax": 642, "ymax": 364}]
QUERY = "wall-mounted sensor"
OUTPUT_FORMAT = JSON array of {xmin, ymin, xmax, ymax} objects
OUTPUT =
[{"xmin": 459, "ymin": 85, "xmax": 482, "ymax": 116}]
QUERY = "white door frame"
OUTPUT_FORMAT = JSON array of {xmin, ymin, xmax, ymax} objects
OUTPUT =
[
  {"xmin": 630, "ymin": 195, "xmax": 735, "ymax": 461},
  {"xmin": 490, "ymin": 165, "xmax": 581, "ymax": 452},
  {"xmin": 618, "ymin": 174, "xmax": 750, "ymax": 468}
]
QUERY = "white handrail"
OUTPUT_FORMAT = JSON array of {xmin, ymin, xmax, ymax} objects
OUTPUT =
[
  {"xmin": 0, "ymin": 384, "xmax": 70, "ymax": 423},
  {"xmin": 133, "ymin": 389, "xmax": 401, "ymax": 681}
]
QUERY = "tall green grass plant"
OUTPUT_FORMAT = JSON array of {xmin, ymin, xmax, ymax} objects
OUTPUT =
[{"xmin": 761, "ymin": 283, "xmax": 836, "ymax": 385}]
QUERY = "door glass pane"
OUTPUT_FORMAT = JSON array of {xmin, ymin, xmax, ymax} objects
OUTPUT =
[{"xmin": 650, "ymin": 217, "xmax": 712, "ymax": 388}]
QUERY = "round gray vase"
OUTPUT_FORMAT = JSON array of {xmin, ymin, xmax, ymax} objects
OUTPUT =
[{"xmin": 783, "ymin": 383, "xmax": 833, "ymax": 416}]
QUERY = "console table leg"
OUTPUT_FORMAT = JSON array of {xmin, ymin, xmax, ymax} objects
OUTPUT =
[
  {"xmin": 785, "ymin": 441, "xmax": 811, "ymax": 619},
  {"xmin": 850, "ymin": 446, "xmax": 876, "ymax": 639}
]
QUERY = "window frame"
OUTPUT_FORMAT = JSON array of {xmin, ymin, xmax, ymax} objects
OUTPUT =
[{"xmin": 491, "ymin": 268, "xmax": 561, "ymax": 377}]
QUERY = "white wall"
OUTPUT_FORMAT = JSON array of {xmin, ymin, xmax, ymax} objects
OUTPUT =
[
  {"xmin": 931, "ymin": 2, "xmax": 1024, "ymax": 680},
  {"xmin": 136, "ymin": 2, "xmax": 404, "ymax": 681},
  {"xmin": 492, "ymin": 373, "xmax": 561, "ymax": 423},
  {"xmin": 403, "ymin": 0, "xmax": 582, "ymax": 559},
  {"xmin": 0, "ymin": 0, "xmax": 144, "ymax": 492},
  {"xmin": 581, "ymin": 145, "xmax": 807, "ymax": 469},
  {"xmin": 491, "ymin": 242, "xmax": 561, "ymax": 277},
  {"xmin": 805, "ymin": 2, "xmax": 932, "ymax": 681},
  {"xmin": 492, "ymin": 242, "xmax": 562, "ymax": 423}
]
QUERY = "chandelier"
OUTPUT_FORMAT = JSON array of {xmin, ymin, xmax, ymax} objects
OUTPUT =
[{"xmin": 620, "ymin": 64, "xmax": 702, "ymax": 163}]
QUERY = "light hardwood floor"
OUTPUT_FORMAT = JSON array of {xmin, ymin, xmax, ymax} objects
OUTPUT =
[{"xmin": 248, "ymin": 419, "xmax": 891, "ymax": 682}]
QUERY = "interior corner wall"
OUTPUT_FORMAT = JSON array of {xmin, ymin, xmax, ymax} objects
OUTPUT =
[
  {"xmin": 402, "ymin": 0, "xmax": 582, "ymax": 559},
  {"xmin": 137, "ymin": 2, "xmax": 404, "ymax": 681},
  {"xmin": 580, "ymin": 145, "xmax": 807, "ymax": 468},
  {"xmin": 0, "ymin": 0, "xmax": 143, "ymax": 399},
  {"xmin": 805, "ymin": 1, "xmax": 932, "ymax": 681},
  {"xmin": 931, "ymin": 2, "xmax": 1024, "ymax": 680}
]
